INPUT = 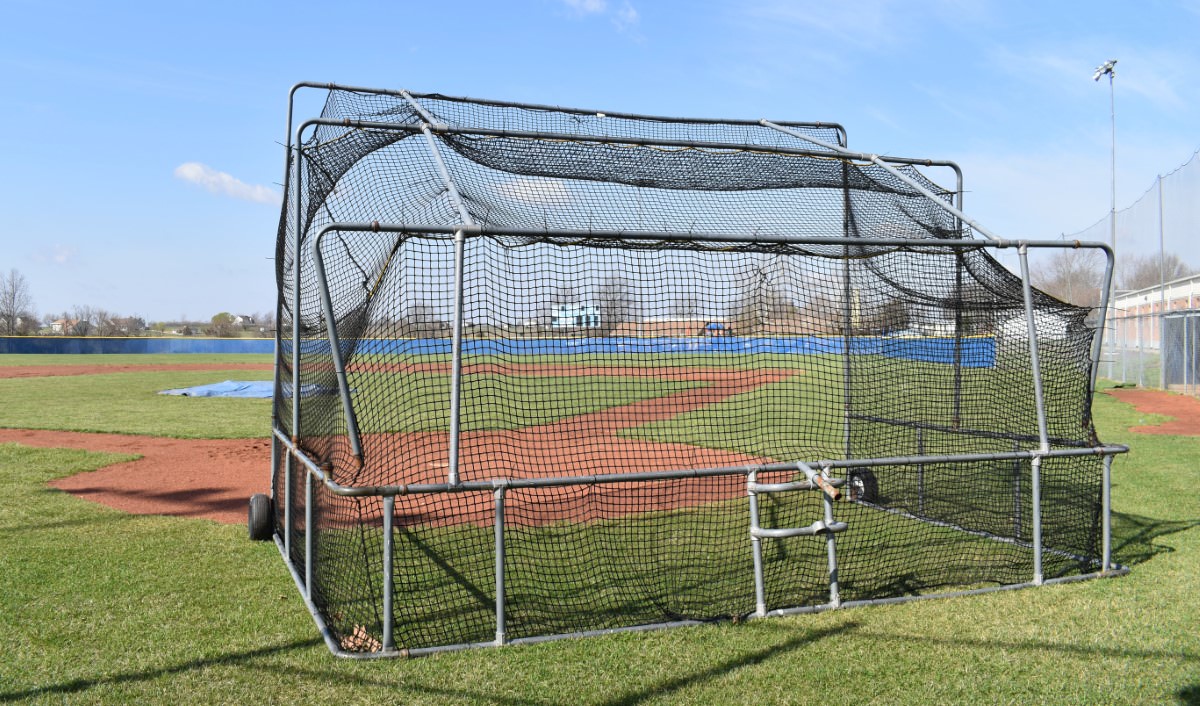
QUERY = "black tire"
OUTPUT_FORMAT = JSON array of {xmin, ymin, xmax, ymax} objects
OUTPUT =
[
  {"xmin": 248, "ymin": 493, "xmax": 274, "ymax": 541},
  {"xmin": 847, "ymin": 468, "xmax": 879, "ymax": 504}
]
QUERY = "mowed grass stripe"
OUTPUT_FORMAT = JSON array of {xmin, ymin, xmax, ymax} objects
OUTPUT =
[{"xmin": 0, "ymin": 390, "xmax": 1197, "ymax": 703}]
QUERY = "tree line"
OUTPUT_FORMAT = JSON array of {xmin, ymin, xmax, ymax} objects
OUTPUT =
[
  {"xmin": 0, "ymin": 268, "xmax": 274, "ymax": 337},
  {"xmin": 1032, "ymin": 250, "xmax": 1197, "ymax": 308}
]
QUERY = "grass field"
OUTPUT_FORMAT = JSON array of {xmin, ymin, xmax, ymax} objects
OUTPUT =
[{"xmin": 0, "ymin": 355, "xmax": 1198, "ymax": 704}]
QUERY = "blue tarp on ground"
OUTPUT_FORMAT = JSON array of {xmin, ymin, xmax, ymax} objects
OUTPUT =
[
  {"xmin": 159, "ymin": 380, "xmax": 343, "ymax": 398},
  {"xmin": 159, "ymin": 380, "xmax": 275, "ymax": 398}
]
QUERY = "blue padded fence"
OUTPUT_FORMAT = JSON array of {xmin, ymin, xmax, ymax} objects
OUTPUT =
[
  {"xmin": 346, "ymin": 335, "xmax": 996, "ymax": 367},
  {"xmin": 1, "ymin": 334, "xmax": 996, "ymax": 367},
  {"xmin": 0, "ymin": 337, "xmax": 275, "ymax": 354}
]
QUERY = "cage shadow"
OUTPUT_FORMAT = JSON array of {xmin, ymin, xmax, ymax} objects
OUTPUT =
[
  {"xmin": 0, "ymin": 638, "xmax": 324, "ymax": 703},
  {"xmin": 1110, "ymin": 510, "xmax": 1200, "ymax": 566},
  {"xmin": 1178, "ymin": 684, "xmax": 1200, "ymax": 706},
  {"xmin": 596, "ymin": 621, "xmax": 859, "ymax": 706}
]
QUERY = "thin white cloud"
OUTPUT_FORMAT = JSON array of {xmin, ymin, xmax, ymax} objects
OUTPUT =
[
  {"xmin": 173, "ymin": 162, "xmax": 281, "ymax": 205},
  {"xmin": 32, "ymin": 244, "xmax": 77, "ymax": 266},
  {"xmin": 614, "ymin": 2, "xmax": 639, "ymax": 30},
  {"xmin": 562, "ymin": 0, "xmax": 640, "ymax": 36},
  {"xmin": 563, "ymin": 0, "xmax": 606, "ymax": 15}
]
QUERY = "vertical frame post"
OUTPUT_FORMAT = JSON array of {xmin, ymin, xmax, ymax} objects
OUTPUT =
[
  {"xmin": 494, "ymin": 486, "xmax": 508, "ymax": 645},
  {"xmin": 284, "ymin": 452, "xmax": 293, "ymax": 557},
  {"xmin": 305, "ymin": 469, "xmax": 315, "ymax": 598},
  {"xmin": 448, "ymin": 229, "xmax": 467, "ymax": 486},
  {"xmin": 1018, "ymin": 245, "xmax": 1049, "ymax": 584},
  {"xmin": 748, "ymin": 471, "xmax": 767, "ymax": 617},
  {"xmin": 822, "ymin": 471, "xmax": 841, "ymax": 608},
  {"xmin": 382, "ymin": 494, "xmax": 396, "ymax": 652},
  {"xmin": 916, "ymin": 427, "xmax": 925, "ymax": 516},
  {"xmin": 289, "ymin": 131, "xmax": 304, "ymax": 558},
  {"xmin": 1102, "ymin": 454, "xmax": 1113, "ymax": 573}
]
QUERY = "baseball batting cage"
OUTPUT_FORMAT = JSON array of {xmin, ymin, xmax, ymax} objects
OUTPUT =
[{"xmin": 253, "ymin": 82, "xmax": 1128, "ymax": 657}]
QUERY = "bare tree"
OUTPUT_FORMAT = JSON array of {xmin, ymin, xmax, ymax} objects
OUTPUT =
[
  {"xmin": 671, "ymin": 292, "xmax": 701, "ymax": 319},
  {"xmin": 596, "ymin": 276, "xmax": 633, "ymax": 335},
  {"xmin": 1032, "ymin": 248, "xmax": 1104, "ymax": 308},
  {"xmin": 0, "ymin": 269, "xmax": 35, "ymax": 335},
  {"xmin": 71, "ymin": 305, "xmax": 95, "ymax": 336},
  {"xmin": 732, "ymin": 267, "xmax": 796, "ymax": 335},
  {"xmin": 1118, "ymin": 251, "xmax": 1196, "ymax": 291}
]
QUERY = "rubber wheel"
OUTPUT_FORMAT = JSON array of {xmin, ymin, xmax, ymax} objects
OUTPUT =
[
  {"xmin": 248, "ymin": 493, "xmax": 274, "ymax": 541},
  {"xmin": 847, "ymin": 468, "xmax": 879, "ymax": 504}
]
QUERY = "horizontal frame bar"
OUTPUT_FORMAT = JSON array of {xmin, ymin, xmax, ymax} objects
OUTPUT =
[
  {"xmin": 297, "ymin": 116, "xmax": 955, "ymax": 174},
  {"xmin": 290, "ymin": 81, "xmax": 849, "ymax": 146},
  {"xmin": 273, "ymin": 427, "xmax": 1126, "ymax": 498},
  {"xmin": 310, "ymin": 221, "xmax": 1113, "ymax": 252}
]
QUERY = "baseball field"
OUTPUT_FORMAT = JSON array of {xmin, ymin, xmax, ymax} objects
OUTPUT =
[{"xmin": 0, "ymin": 352, "xmax": 1197, "ymax": 704}]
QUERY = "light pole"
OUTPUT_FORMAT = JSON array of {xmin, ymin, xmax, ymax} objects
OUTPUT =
[
  {"xmin": 1093, "ymin": 59, "xmax": 1117, "ymax": 260},
  {"xmin": 1093, "ymin": 59, "xmax": 1117, "ymax": 379}
]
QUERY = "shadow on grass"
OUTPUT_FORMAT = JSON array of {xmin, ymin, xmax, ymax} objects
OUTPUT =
[
  {"xmin": 857, "ymin": 628, "xmax": 1199, "ymax": 665},
  {"xmin": 244, "ymin": 621, "xmax": 859, "ymax": 706},
  {"xmin": 1111, "ymin": 510, "xmax": 1200, "ymax": 567},
  {"xmin": 0, "ymin": 638, "xmax": 325, "ymax": 703},
  {"xmin": 595, "ymin": 622, "xmax": 859, "ymax": 706},
  {"xmin": 1179, "ymin": 685, "xmax": 1200, "ymax": 705}
]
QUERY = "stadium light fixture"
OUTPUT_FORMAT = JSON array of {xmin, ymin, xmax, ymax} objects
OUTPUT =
[{"xmin": 1092, "ymin": 59, "xmax": 1117, "ymax": 82}]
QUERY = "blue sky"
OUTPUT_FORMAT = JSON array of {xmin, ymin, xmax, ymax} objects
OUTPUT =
[{"xmin": 2, "ymin": 0, "xmax": 1198, "ymax": 322}]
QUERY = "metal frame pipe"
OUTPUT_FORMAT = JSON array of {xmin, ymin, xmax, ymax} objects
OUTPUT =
[
  {"xmin": 309, "ymin": 235, "xmax": 364, "ymax": 464},
  {"xmin": 822, "ymin": 472, "xmax": 841, "ymax": 608},
  {"xmin": 1018, "ymin": 246, "xmax": 1053, "ymax": 451},
  {"xmin": 291, "ymin": 80, "xmax": 846, "ymax": 139},
  {"xmin": 1018, "ymin": 245, "xmax": 1050, "ymax": 584},
  {"xmin": 747, "ymin": 470, "xmax": 767, "ymax": 617},
  {"xmin": 494, "ymin": 487, "xmax": 508, "ymax": 646},
  {"xmin": 397, "ymin": 91, "xmax": 477, "ymax": 486},
  {"xmin": 274, "ymin": 425, "xmax": 1126, "ymax": 498},
  {"xmin": 446, "ymin": 229, "xmax": 467, "ymax": 487},
  {"xmin": 298, "ymin": 115, "xmax": 956, "ymax": 172},
  {"xmin": 382, "ymin": 495, "xmax": 395, "ymax": 652},
  {"xmin": 1102, "ymin": 453, "xmax": 1114, "ymax": 572},
  {"xmin": 305, "ymin": 468, "xmax": 314, "ymax": 598},
  {"xmin": 1090, "ymin": 244, "xmax": 1118, "ymax": 393},
  {"xmin": 759, "ymin": 120, "xmax": 995, "ymax": 242},
  {"xmin": 308, "ymin": 220, "xmax": 1107, "ymax": 251}
]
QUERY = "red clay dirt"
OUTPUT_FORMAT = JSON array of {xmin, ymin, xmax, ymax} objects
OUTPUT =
[
  {"xmin": 0, "ymin": 428, "xmax": 269, "ymax": 524},
  {"xmin": 1104, "ymin": 387, "xmax": 1200, "ymax": 436},
  {"xmin": 3, "ymin": 362, "xmax": 804, "ymax": 527}
]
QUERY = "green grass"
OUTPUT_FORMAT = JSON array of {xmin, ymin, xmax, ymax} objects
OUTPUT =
[
  {"xmin": 0, "ymin": 370, "xmax": 274, "ymax": 438},
  {"xmin": 0, "ymin": 356, "xmax": 1198, "ymax": 703},
  {"xmin": 349, "ymin": 370, "xmax": 708, "ymax": 433}
]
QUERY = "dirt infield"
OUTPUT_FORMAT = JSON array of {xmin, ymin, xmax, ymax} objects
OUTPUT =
[
  {"xmin": 1104, "ymin": 387, "xmax": 1200, "ymax": 436},
  {"xmin": 5, "ymin": 362, "xmax": 801, "ymax": 527},
  {"xmin": 0, "ymin": 428, "xmax": 268, "ymax": 524}
]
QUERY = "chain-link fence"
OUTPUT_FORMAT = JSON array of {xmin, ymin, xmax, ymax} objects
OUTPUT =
[{"xmin": 1063, "ymin": 150, "xmax": 1200, "ymax": 393}]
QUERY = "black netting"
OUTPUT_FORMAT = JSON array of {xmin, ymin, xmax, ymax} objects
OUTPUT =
[{"xmin": 271, "ymin": 86, "xmax": 1113, "ymax": 653}]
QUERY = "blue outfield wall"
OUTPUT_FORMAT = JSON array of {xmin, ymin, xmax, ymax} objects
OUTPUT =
[
  {"xmin": 2, "ymin": 334, "xmax": 996, "ymax": 367},
  {"xmin": 0, "ymin": 337, "xmax": 275, "ymax": 354},
  {"xmin": 345, "ymin": 335, "xmax": 997, "ymax": 368}
]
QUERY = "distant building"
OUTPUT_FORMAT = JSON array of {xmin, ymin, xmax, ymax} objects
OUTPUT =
[
  {"xmin": 1112, "ymin": 272, "xmax": 1200, "ymax": 350},
  {"xmin": 551, "ymin": 304, "xmax": 601, "ymax": 329},
  {"xmin": 50, "ymin": 319, "xmax": 81, "ymax": 335}
]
